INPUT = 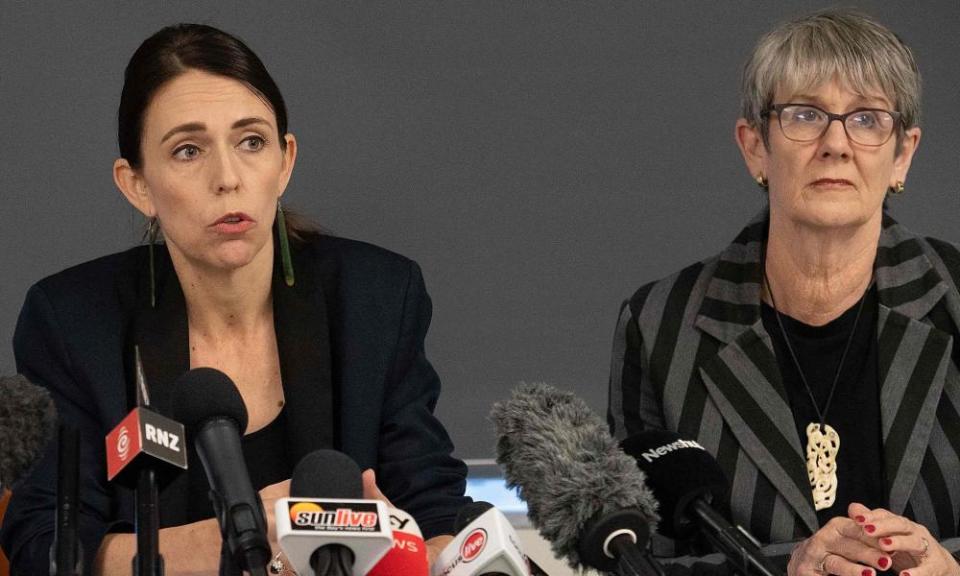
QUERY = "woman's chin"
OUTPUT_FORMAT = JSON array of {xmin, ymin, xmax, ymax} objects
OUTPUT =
[
  {"xmin": 206, "ymin": 242, "xmax": 266, "ymax": 272},
  {"xmin": 783, "ymin": 198, "xmax": 879, "ymax": 231}
]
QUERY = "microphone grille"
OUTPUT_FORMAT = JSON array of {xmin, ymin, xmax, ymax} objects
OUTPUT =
[
  {"xmin": 0, "ymin": 374, "xmax": 58, "ymax": 487},
  {"xmin": 290, "ymin": 449, "xmax": 363, "ymax": 499},
  {"xmin": 455, "ymin": 501, "xmax": 494, "ymax": 532},
  {"xmin": 491, "ymin": 382, "xmax": 658, "ymax": 569},
  {"xmin": 165, "ymin": 368, "xmax": 248, "ymax": 432}
]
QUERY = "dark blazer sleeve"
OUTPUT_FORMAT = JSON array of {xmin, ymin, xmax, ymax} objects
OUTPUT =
[
  {"xmin": 375, "ymin": 260, "xmax": 470, "ymax": 540},
  {"xmin": 1, "ymin": 284, "xmax": 122, "ymax": 576}
]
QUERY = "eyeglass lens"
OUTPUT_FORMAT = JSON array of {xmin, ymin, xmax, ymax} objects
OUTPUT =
[{"xmin": 778, "ymin": 105, "xmax": 896, "ymax": 146}]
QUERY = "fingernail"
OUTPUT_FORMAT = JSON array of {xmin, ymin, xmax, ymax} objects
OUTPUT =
[
  {"xmin": 862, "ymin": 570, "xmax": 873, "ymax": 576},
  {"xmin": 902, "ymin": 572, "xmax": 911, "ymax": 576},
  {"xmin": 881, "ymin": 538, "xmax": 893, "ymax": 546},
  {"xmin": 879, "ymin": 557, "xmax": 890, "ymax": 569},
  {"xmin": 856, "ymin": 515, "xmax": 866, "ymax": 523},
  {"xmin": 865, "ymin": 524, "xmax": 876, "ymax": 533}
]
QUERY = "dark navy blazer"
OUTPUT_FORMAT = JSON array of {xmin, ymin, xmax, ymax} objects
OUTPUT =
[{"xmin": 0, "ymin": 233, "xmax": 469, "ymax": 574}]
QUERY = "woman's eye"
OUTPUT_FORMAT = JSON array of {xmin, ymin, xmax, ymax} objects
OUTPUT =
[
  {"xmin": 792, "ymin": 108, "xmax": 823, "ymax": 123},
  {"xmin": 173, "ymin": 144, "xmax": 200, "ymax": 160},
  {"xmin": 240, "ymin": 136, "xmax": 266, "ymax": 151},
  {"xmin": 850, "ymin": 112, "xmax": 879, "ymax": 129}
]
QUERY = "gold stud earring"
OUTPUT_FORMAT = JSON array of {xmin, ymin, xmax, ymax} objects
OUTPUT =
[
  {"xmin": 756, "ymin": 175, "xmax": 769, "ymax": 189},
  {"xmin": 891, "ymin": 181, "xmax": 905, "ymax": 195}
]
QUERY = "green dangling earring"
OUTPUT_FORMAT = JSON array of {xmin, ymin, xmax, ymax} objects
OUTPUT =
[
  {"xmin": 276, "ymin": 200, "xmax": 295, "ymax": 287},
  {"xmin": 147, "ymin": 217, "xmax": 159, "ymax": 308}
]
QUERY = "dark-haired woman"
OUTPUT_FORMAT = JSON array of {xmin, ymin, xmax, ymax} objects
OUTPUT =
[{"xmin": 0, "ymin": 24, "xmax": 468, "ymax": 574}]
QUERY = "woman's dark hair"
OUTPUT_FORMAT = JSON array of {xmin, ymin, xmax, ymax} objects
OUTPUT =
[{"xmin": 118, "ymin": 23, "xmax": 288, "ymax": 169}]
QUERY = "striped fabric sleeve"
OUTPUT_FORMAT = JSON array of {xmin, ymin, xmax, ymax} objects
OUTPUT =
[{"xmin": 608, "ymin": 283, "xmax": 660, "ymax": 440}]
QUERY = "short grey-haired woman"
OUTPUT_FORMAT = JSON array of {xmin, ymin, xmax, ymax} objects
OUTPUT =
[{"xmin": 608, "ymin": 9, "xmax": 960, "ymax": 576}]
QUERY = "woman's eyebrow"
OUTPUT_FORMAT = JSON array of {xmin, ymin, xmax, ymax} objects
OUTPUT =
[
  {"xmin": 160, "ymin": 117, "xmax": 272, "ymax": 143},
  {"xmin": 160, "ymin": 122, "xmax": 205, "ymax": 143},
  {"xmin": 232, "ymin": 117, "xmax": 271, "ymax": 130}
]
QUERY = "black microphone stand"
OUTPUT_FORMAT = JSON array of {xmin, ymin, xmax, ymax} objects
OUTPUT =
[
  {"xmin": 693, "ymin": 500, "xmax": 783, "ymax": 576},
  {"xmin": 51, "ymin": 423, "xmax": 83, "ymax": 576},
  {"xmin": 131, "ymin": 347, "xmax": 164, "ymax": 576},
  {"xmin": 133, "ymin": 467, "xmax": 164, "ymax": 576},
  {"xmin": 605, "ymin": 533, "xmax": 667, "ymax": 576}
]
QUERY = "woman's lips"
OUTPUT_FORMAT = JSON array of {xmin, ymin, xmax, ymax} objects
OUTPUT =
[
  {"xmin": 811, "ymin": 178, "xmax": 854, "ymax": 189},
  {"xmin": 211, "ymin": 213, "xmax": 255, "ymax": 234}
]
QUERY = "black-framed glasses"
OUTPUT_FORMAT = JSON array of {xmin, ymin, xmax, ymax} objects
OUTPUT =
[{"xmin": 763, "ymin": 103, "xmax": 902, "ymax": 147}]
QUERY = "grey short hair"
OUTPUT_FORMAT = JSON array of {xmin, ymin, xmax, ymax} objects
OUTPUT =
[{"xmin": 740, "ymin": 8, "xmax": 921, "ymax": 147}]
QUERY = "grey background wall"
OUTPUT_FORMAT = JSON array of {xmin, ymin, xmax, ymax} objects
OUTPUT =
[{"xmin": 1, "ymin": 1, "xmax": 957, "ymax": 459}]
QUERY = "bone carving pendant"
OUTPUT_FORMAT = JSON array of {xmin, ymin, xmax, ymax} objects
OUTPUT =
[{"xmin": 806, "ymin": 422, "xmax": 839, "ymax": 511}]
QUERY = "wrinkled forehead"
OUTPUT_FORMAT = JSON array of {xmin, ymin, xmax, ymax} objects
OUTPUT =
[{"xmin": 773, "ymin": 54, "xmax": 895, "ymax": 109}]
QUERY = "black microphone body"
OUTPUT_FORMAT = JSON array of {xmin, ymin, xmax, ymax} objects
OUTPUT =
[
  {"xmin": 691, "ymin": 499, "xmax": 782, "ymax": 576},
  {"xmin": 620, "ymin": 430, "xmax": 784, "ymax": 576},
  {"xmin": 198, "ymin": 417, "xmax": 272, "ymax": 576},
  {"xmin": 167, "ymin": 368, "xmax": 271, "ymax": 576}
]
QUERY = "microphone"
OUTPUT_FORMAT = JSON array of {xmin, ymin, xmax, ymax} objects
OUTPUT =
[
  {"xmin": 0, "ymin": 374, "xmax": 82, "ymax": 576},
  {"xmin": 367, "ymin": 506, "xmax": 429, "ymax": 576},
  {"xmin": 621, "ymin": 430, "xmax": 784, "ymax": 576},
  {"xmin": 105, "ymin": 347, "xmax": 188, "ymax": 576},
  {"xmin": 167, "ymin": 368, "xmax": 271, "ymax": 576},
  {"xmin": 431, "ymin": 502, "xmax": 535, "ymax": 576},
  {"xmin": 453, "ymin": 502, "xmax": 551, "ymax": 576},
  {"xmin": 490, "ymin": 383, "xmax": 663, "ymax": 576},
  {"xmin": 275, "ymin": 449, "xmax": 393, "ymax": 576},
  {"xmin": 0, "ymin": 374, "xmax": 57, "ymax": 492}
]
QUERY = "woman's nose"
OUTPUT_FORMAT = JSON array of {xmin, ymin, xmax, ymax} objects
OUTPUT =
[
  {"xmin": 817, "ymin": 118, "xmax": 853, "ymax": 159},
  {"xmin": 211, "ymin": 148, "xmax": 241, "ymax": 193}
]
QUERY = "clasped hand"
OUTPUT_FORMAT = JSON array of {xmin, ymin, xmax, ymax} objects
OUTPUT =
[{"xmin": 789, "ymin": 503, "xmax": 960, "ymax": 576}]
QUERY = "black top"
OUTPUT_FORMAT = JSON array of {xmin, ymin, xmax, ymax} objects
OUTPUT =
[
  {"xmin": 762, "ymin": 285, "xmax": 885, "ymax": 526},
  {"xmin": 186, "ymin": 407, "xmax": 293, "ymax": 522}
]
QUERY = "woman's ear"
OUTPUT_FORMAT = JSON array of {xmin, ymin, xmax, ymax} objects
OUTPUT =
[
  {"xmin": 735, "ymin": 118, "xmax": 768, "ymax": 182},
  {"xmin": 277, "ymin": 133, "xmax": 298, "ymax": 198},
  {"xmin": 114, "ymin": 158, "xmax": 156, "ymax": 217},
  {"xmin": 891, "ymin": 126, "xmax": 922, "ymax": 188}
]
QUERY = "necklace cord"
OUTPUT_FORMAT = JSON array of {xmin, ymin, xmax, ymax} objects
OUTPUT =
[{"xmin": 762, "ymin": 243, "xmax": 871, "ymax": 432}]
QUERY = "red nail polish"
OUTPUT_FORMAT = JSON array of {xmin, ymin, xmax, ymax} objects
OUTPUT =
[
  {"xmin": 879, "ymin": 558, "xmax": 890, "ymax": 569},
  {"xmin": 881, "ymin": 538, "xmax": 893, "ymax": 546},
  {"xmin": 862, "ymin": 570, "xmax": 873, "ymax": 576},
  {"xmin": 865, "ymin": 524, "xmax": 876, "ymax": 533},
  {"xmin": 856, "ymin": 515, "xmax": 866, "ymax": 523}
]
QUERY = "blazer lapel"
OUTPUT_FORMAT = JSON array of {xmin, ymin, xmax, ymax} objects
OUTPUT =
[
  {"xmin": 127, "ymin": 248, "xmax": 190, "ymax": 409},
  {"xmin": 699, "ymin": 324, "xmax": 819, "ymax": 533},
  {"xmin": 874, "ymin": 216, "xmax": 953, "ymax": 514},
  {"xmin": 271, "ymin": 238, "xmax": 336, "ymax": 465},
  {"xmin": 695, "ymin": 212, "xmax": 819, "ymax": 532}
]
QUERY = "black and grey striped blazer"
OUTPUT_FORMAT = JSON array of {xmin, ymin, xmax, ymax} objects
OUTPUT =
[{"xmin": 608, "ymin": 211, "xmax": 960, "ymax": 555}]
